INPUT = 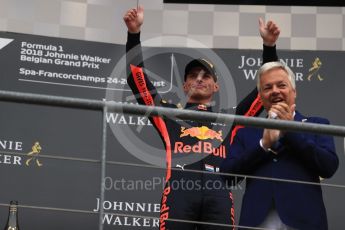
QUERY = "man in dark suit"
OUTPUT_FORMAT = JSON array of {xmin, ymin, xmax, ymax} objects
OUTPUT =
[{"xmin": 221, "ymin": 61, "xmax": 339, "ymax": 230}]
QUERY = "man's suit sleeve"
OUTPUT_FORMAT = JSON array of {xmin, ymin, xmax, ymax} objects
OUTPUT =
[
  {"xmin": 221, "ymin": 129, "xmax": 271, "ymax": 183},
  {"xmin": 282, "ymin": 117, "xmax": 339, "ymax": 178}
]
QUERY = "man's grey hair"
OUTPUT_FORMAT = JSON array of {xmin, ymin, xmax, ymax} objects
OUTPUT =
[{"xmin": 256, "ymin": 61, "xmax": 296, "ymax": 91}]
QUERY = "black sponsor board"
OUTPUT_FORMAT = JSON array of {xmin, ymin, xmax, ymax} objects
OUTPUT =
[{"xmin": 0, "ymin": 32, "xmax": 344, "ymax": 229}]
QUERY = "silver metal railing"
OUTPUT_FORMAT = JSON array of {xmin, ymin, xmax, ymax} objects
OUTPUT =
[{"xmin": 1, "ymin": 89, "xmax": 344, "ymax": 230}]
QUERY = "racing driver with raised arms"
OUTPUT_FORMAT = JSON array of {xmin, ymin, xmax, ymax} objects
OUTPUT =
[{"xmin": 124, "ymin": 5, "xmax": 280, "ymax": 230}]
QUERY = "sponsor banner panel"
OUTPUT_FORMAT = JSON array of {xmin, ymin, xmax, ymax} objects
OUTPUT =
[{"xmin": 0, "ymin": 32, "xmax": 344, "ymax": 229}]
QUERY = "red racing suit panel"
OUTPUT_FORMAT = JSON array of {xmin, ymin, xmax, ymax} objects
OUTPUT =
[{"xmin": 129, "ymin": 64, "xmax": 172, "ymax": 181}]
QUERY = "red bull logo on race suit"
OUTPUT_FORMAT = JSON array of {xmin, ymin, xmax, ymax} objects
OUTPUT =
[{"xmin": 174, "ymin": 126, "xmax": 226, "ymax": 158}]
